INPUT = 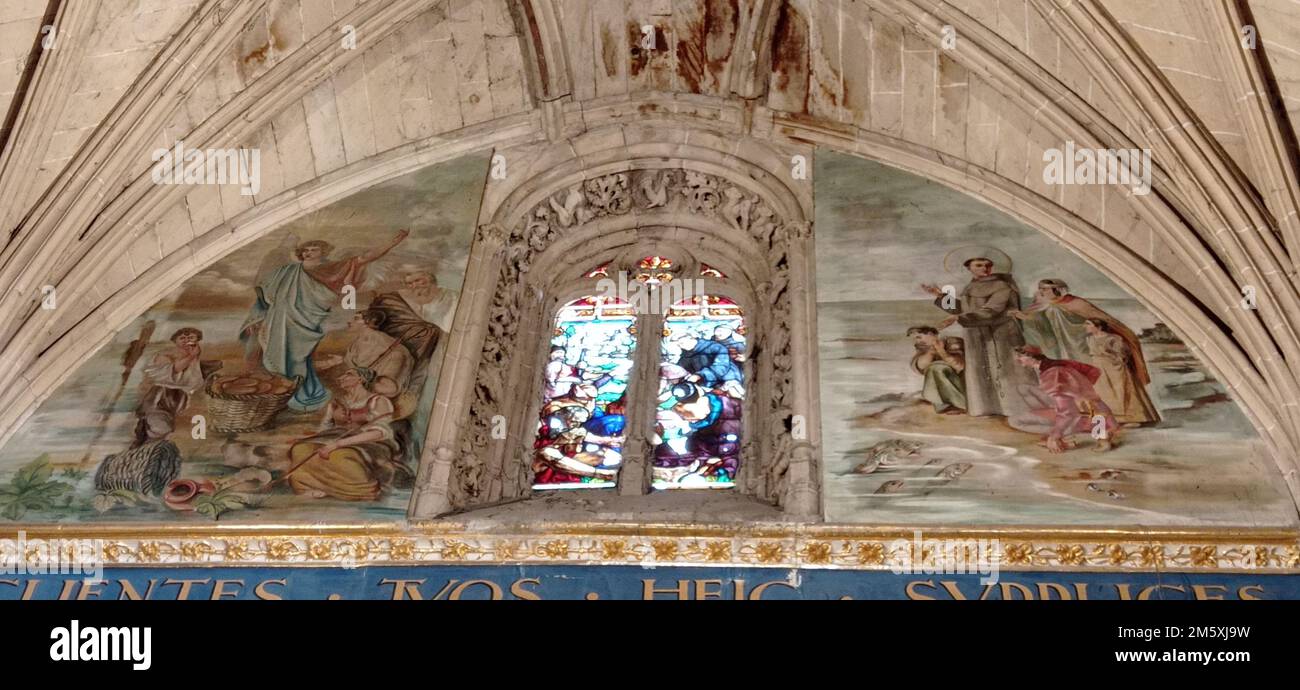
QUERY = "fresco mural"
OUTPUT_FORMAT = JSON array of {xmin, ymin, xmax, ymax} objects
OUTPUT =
[
  {"xmin": 0, "ymin": 154, "xmax": 489, "ymax": 523},
  {"xmin": 815, "ymin": 152, "xmax": 1299, "ymax": 527}
]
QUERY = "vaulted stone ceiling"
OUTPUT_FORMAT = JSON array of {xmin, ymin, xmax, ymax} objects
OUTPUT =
[
  {"xmin": 2, "ymin": 0, "xmax": 1300, "ymax": 499},
  {"xmin": 0, "ymin": 0, "xmax": 53, "ymax": 152}
]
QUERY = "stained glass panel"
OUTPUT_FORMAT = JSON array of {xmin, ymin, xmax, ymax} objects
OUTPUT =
[
  {"xmin": 635, "ymin": 255, "xmax": 677, "ymax": 285},
  {"xmin": 653, "ymin": 296, "xmax": 745, "ymax": 489},
  {"xmin": 532, "ymin": 297, "xmax": 636, "ymax": 489},
  {"xmin": 638, "ymin": 255, "xmax": 675, "ymax": 271}
]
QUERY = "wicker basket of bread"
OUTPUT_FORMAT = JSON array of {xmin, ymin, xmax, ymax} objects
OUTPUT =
[{"xmin": 205, "ymin": 371, "xmax": 300, "ymax": 433}]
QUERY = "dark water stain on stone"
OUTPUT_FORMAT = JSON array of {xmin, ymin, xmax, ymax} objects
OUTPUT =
[
  {"xmin": 677, "ymin": 18, "xmax": 705, "ymax": 92},
  {"xmin": 243, "ymin": 24, "xmax": 282, "ymax": 67},
  {"xmin": 814, "ymin": 70, "xmax": 841, "ymax": 109},
  {"xmin": 601, "ymin": 25, "xmax": 619, "ymax": 77},
  {"xmin": 704, "ymin": 0, "xmax": 740, "ymax": 74},
  {"xmin": 676, "ymin": 0, "xmax": 740, "ymax": 94},
  {"xmin": 243, "ymin": 41, "xmax": 271, "ymax": 65},
  {"xmin": 770, "ymin": 0, "xmax": 810, "ymax": 111}
]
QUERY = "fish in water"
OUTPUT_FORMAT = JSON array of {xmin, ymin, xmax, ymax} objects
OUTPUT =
[
  {"xmin": 936, "ymin": 462, "xmax": 972, "ymax": 480},
  {"xmin": 875, "ymin": 480, "xmax": 905, "ymax": 494},
  {"xmin": 916, "ymin": 462, "xmax": 974, "ymax": 497},
  {"xmin": 851, "ymin": 457, "xmax": 881, "ymax": 475},
  {"xmin": 1099, "ymin": 469, "xmax": 1125, "ymax": 480},
  {"xmin": 851, "ymin": 439, "xmax": 924, "ymax": 474},
  {"xmin": 872, "ymin": 439, "xmax": 924, "ymax": 466}
]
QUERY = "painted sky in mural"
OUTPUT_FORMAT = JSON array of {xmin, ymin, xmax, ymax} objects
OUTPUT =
[
  {"xmin": 0, "ymin": 154, "xmax": 488, "ymax": 524},
  {"xmin": 815, "ymin": 152, "xmax": 1297, "ymax": 527}
]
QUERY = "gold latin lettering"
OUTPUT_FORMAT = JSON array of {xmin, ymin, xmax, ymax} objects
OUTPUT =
[
  {"xmin": 510, "ymin": 578, "xmax": 542, "ymax": 600},
  {"xmin": 429, "ymin": 580, "xmax": 460, "ymax": 600},
  {"xmin": 1238, "ymin": 585, "xmax": 1264, "ymax": 600},
  {"xmin": 938, "ymin": 581, "xmax": 968, "ymax": 600},
  {"xmin": 77, "ymin": 580, "xmax": 104, "ymax": 600},
  {"xmin": 449, "ymin": 580, "xmax": 503, "ymax": 600},
  {"xmin": 117, "ymin": 579, "xmax": 158, "ymax": 601},
  {"xmin": 254, "ymin": 579, "xmax": 286, "ymax": 600},
  {"xmin": 1037, "ymin": 583, "xmax": 1071, "ymax": 600},
  {"xmin": 1192, "ymin": 585, "xmax": 1227, "ymax": 600},
  {"xmin": 211, "ymin": 580, "xmax": 245, "ymax": 600},
  {"xmin": 643, "ymin": 579, "xmax": 690, "ymax": 600},
  {"xmin": 1000, "ymin": 583, "xmax": 1033, "ymax": 600},
  {"xmin": 1138, "ymin": 584, "xmax": 1185, "ymax": 600},
  {"xmin": 905, "ymin": 580, "xmax": 937, "ymax": 600},
  {"xmin": 749, "ymin": 580, "xmax": 797, "ymax": 600},
  {"xmin": 379, "ymin": 578, "xmax": 426, "ymax": 600},
  {"xmin": 164, "ymin": 578, "xmax": 211, "ymax": 600},
  {"xmin": 694, "ymin": 579, "xmax": 724, "ymax": 600}
]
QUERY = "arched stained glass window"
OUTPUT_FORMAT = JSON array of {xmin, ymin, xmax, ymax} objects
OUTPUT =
[
  {"xmin": 534, "ymin": 254, "xmax": 748, "ymax": 492},
  {"xmin": 654, "ymin": 297, "xmax": 745, "ymax": 488},
  {"xmin": 533, "ymin": 252, "xmax": 748, "ymax": 491},
  {"xmin": 531, "ymin": 296, "xmax": 637, "ymax": 489}
]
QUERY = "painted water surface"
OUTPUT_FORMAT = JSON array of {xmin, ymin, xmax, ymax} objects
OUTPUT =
[{"xmin": 815, "ymin": 152, "xmax": 1297, "ymax": 526}]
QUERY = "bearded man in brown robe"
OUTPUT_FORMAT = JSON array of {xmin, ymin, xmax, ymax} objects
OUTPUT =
[
  {"xmin": 923, "ymin": 256, "xmax": 1030, "ymax": 417},
  {"xmin": 369, "ymin": 271, "xmax": 459, "ymax": 392}
]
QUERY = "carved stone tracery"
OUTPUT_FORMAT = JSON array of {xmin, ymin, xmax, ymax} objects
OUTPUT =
[{"xmin": 453, "ymin": 166, "xmax": 812, "ymax": 512}]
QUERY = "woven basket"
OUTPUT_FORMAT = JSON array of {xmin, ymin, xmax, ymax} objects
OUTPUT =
[{"xmin": 205, "ymin": 375, "xmax": 301, "ymax": 433}]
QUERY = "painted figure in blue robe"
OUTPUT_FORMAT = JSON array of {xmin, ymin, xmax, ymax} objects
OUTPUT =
[
  {"xmin": 709, "ymin": 326, "xmax": 745, "ymax": 358},
  {"xmin": 240, "ymin": 230, "xmax": 409, "ymax": 411},
  {"xmin": 674, "ymin": 335, "xmax": 742, "ymax": 387},
  {"xmin": 654, "ymin": 382, "xmax": 741, "ymax": 479},
  {"xmin": 584, "ymin": 404, "xmax": 626, "ymax": 437}
]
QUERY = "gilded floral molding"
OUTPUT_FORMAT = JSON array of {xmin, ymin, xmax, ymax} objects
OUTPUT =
[{"xmin": 11, "ymin": 525, "xmax": 1298, "ymax": 572}]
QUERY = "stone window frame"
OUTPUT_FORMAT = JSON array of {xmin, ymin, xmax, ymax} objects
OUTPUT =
[{"xmin": 412, "ymin": 156, "xmax": 822, "ymax": 520}]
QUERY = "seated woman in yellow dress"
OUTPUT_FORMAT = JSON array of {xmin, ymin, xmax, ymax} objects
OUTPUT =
[{"xmin": 286, "ymin": 367, "xmax": 410, "ymax": 501}]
